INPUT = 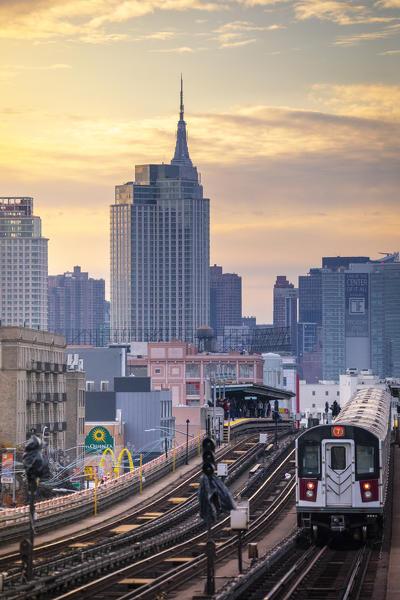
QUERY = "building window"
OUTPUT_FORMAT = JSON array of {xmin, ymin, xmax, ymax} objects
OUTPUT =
[
  {"xmin": 312, "ymin": 391, "xmax": 316, "ymax": 396},
  {"xmin": 100, "ymin": 381, "xmax": 109, "ymax": 392},
  {"xmin": 86, "ymin": 381, "xmax": 94, "ymax": 392},
  {"xmin": 186, "ymin": 363, "xmax": 200, "ymax": 378},
  {"xmin": 154, "ymin": 368, "xmax": 161, "ymax": 374},
  {"xmin": 220, "ymin": 363, "xmax": 236, "ymax": 378},
  {"xmin": 186, "ymin": 382, "xmax": 200, "ymax": 396},
  {"xmin": 325, "ymin": 391, "xmax": 329, "ymax": 396},
  {"xmin": 239, "ymin": 364, "xmax": 253, "ymax": 378}
]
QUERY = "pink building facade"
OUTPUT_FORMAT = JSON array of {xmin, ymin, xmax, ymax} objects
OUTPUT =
[{"xmin": 127, "ymin": 341, "xmax": 264, "ymax": 407}]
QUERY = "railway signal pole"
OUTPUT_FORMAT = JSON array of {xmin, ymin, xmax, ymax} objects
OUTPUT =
[{"xmin": 21, "ymin": 434, "xmax": 49, "ymax": 581}]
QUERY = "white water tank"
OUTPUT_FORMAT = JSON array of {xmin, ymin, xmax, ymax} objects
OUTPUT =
[{"xmin": 262, "ymin": 353, "xmax": 283, "ymax": 388}]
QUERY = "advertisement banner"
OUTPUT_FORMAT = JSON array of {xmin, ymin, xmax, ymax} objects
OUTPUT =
[
  {"xmin": 345, "ymin": 273, "xmax": 369, "ymax": 337},
  {"xmin": 1, "ymin": 453, "xmax": 14, "ymax": 484},
  {"xmin": 85, "ymin": 426, "xmax": 114, "ymax": 454}
]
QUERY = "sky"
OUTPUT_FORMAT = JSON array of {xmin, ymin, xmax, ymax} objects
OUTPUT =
[{"xmin": 1, "ymin": 0, "xmax": 399, "ymax": 322}]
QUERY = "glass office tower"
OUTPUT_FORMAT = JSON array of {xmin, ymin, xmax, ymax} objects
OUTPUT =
[
  {"xmin": 322, "ymin": 261, "xmax": 400, "ymax": 380},
  {"xmin": 0, "ymin": 197, "xmax": 48, "ymax": 329},
  {"xmin": 110, "ymin": 81, "xmax": 210, "ymax": 342}
]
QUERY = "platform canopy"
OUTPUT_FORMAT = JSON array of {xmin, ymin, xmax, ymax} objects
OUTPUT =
[
  {"xmin": 213, "ymin": 383, "xmax": 294, "ymax": 402},
  {"xmin": 388, "ymin": 380, "xmax": 400, "ymax": 399}
]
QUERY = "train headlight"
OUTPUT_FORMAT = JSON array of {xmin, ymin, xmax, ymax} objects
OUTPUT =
[
  {"xmin": 364, "ymin": 490, "xmax": 372, "ymax": 498},
  {"xmin": 307, "ymin": 482, "xmax": 315, "ymax": 490},
  {"xmin": 306, "ymin": 490, "xmax": 314, "ymax": 498},
  {"xmin": 363, "ymin": 482, "xmax": 371, "ymax": 490}
]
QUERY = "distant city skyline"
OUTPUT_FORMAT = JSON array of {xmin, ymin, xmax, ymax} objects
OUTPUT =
[{"xmin": 1, "ymin": 0, "xmax": 399, "ymax": 321}]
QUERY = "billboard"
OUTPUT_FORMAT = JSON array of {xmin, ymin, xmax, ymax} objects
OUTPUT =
[
  {"xmin": 345, "ymin": 273, "xmax": 369, "ymax": 337},
  {"xmin": 85, "ymin": 426, "xmax": 114, "ymax": 454},
  {"xmin": 1, "ymin": 453, "xmax": 14, "ymax": 484}
]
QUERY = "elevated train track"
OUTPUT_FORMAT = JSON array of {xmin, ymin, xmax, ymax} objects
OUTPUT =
[{"xmin": 1, "ymin": 423, "xmax": 294, "ymax": 599}]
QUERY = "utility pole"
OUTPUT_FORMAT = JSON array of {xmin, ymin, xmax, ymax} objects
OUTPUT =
[{"xmin": 185, "ymin": 419, "xmax": 190, "ymax": 465}]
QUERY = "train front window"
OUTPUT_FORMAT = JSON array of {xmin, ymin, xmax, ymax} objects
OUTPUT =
[
  {"xmin": 301, "ymin": 444, "xmax": 320, "ymax": 477},
  {"xmin": 331, "ymin": 446, "xmax": 346, "ymax": 470},
  {"xmin": 356, "ymin": 445, "xmax": 375, "ymax": 475}
]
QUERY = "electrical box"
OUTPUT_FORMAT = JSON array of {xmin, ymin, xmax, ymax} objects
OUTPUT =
[{"xmin": 217, "ymin": 462, "xmax": 228, "ymax": 477}]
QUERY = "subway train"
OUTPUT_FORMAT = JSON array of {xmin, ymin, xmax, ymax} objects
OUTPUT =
[{"xmin": 296, "ymin": 387, "xmax": 392, "ymax": 541}]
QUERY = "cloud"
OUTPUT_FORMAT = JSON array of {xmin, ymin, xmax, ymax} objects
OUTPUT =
[
  {"xmin": 334, "ymin": 23, "xmax": 400, "ymax": 45},
  {"xmin": 212, "ymin": 19, "xmax": 284, "ymax": 48},
  {"xmin": 309, "ymin": 83, "xmax": 400, "ymax": 119},
  {"xmin": 1, "ymin": 63, "xmax": 72, "ymax": 71},
  {"xmin": 375, "ymin": 0, "xmax": 400, "ymax": 7},
  {"xmin": 0, "ymin": 0, "xmax": 226, "ymax": 42},
  {"xmin": 295, "ymin": 0, "xmax": 397, "ymax": 25},
  {"xmin": 138, "ymin": 31, "xmax": 178, "ymax": 40},
  {"xmin": 220, "ymin": 37, "xmax": 257, "ymax": 47},
  {"xmin": 149, "ymin": 45, "xmax": 196, "ymax": 52},
  {"xmin": 379, "ymin": 48, "xmax": 400, "ymax": 53}
]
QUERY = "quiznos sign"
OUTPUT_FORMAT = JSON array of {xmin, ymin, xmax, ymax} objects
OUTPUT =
[{"xmin": 85, "ymin": 426, "xmax": 114, "ymax": 454}]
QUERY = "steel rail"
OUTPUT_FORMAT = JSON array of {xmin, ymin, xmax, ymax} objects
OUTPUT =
[
  {"xmin": 0, "ymin": 431, "xmax": 264, "ymax": 568},
  {"xmin": 2, "ymin": 433, "xmax": 293, "ymax": 597},
  {"xmin": 49, "ymin": 447, "xmax": 296, "ymax": 600}
]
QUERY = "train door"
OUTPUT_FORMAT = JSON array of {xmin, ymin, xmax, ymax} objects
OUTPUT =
[{"xmin": 323, "ymin": 441, "xmax": 354, "ymax": 506}]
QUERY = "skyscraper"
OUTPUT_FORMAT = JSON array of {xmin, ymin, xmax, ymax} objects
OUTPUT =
[
  {"xmin": 0, "ymin": 197, "xmax": 48, "ymax": 329},
  {"xmin": 48, "ymin": 266, "xmax": 105, "ymax": 345},
  {"xmin": 322, "ymin": 259, "xmax": 400, "ymax": 380},
  {"xmin": 210, "ymin": 264, "xmax": 242, "ymax": 336},
  {"xmin": 273, "ymin": 275, "xmax": 298, "ymax": 354},
  {"xmin": 110, "ymin": 79, "xmax": 209, "ymax": 342}
]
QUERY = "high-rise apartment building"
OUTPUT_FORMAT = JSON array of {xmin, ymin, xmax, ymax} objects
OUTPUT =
[
  {"xmin": 322, "ymin": 260, "xmax": 400, "ymax": 380},
  {"xmin": 48, "ymin": 266, "xmax": 106, "ymax": 345},
  {"xmin": 273, "ymin": 275, "xmax": 298, "ymax": 354},
  {"xmin": 210, "ymin": 264, "xmax": 242, "ymax": 336},
  {"xmin": 110, "ymin": 80, "xmax": 209, "ymax": 342},
  {"xmin": 273, "ymin": 276, "xmax": 298, "ymax": 328},
  {"xmin": 0, "ymin": 197, "xmax": 48, "ymax": 330}
]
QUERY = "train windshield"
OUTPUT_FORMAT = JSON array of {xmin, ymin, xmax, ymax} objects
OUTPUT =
[
  {"xmin": 331, "ymin": 446, "xmax": 346, "ymax": 470},
  {"xmin": 301, "ymin": 444, "xmax": 321, "ymax": 477},
  {"xmin": 356, "ymin": 445, "xmax": 375, "ymax": 475}
]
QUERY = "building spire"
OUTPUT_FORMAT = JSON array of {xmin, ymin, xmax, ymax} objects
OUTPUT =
[
  {"xmin": 180, "ymin": 73, "xmax": 184, "ymax": 121},
  {"xmin": 171, "ymin": 74, "xmax": 193, "ymax": 167}
]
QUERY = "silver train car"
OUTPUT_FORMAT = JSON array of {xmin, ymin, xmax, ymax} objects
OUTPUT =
[{"xmin": 296, "ymin": 387, "xmax": 391, "ymax": 540}]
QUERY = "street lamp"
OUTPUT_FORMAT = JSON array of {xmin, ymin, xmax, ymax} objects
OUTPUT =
[{"xmin": 145, "ymin": 426, "xmax": 195, "ymax": 463}]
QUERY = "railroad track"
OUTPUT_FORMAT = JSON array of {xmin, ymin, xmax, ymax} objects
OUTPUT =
[
  {"xmin": 46, "ymin": 443, "xmax": 296, "ymax": 599},
  {"xmin": 0, "ymin": 432, "xmax": 264, "ymax": 571},
  {"xmin": 216, "ymin": 541, "xmax": 372, "ymax": 600},
  {"xmin": 2, "ymin": 429, "xmax": 294, "ymax": 599}
]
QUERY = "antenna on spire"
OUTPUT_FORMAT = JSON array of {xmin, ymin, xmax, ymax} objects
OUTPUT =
[{"xmin": 180, "ymin": 73, "xmax": 184, "ymax": 121}]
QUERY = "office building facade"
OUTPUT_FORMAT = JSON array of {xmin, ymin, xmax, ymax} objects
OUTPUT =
[
  {"xmin": 0, "ymin": 197, "xmax": 48, "ymax": 330},
  {"xmin": 210, "ymin": 264, "xmax": 242, "ymax": 336},
  {"xmin": 322, "ymin": 261, "xmax": 400, "ymax": 380},
  {"xmin": 110, "ymin": 81, "xmax": 209, "ymax": 343},
  {"xmin": 273, "ymin": 275, "xmax": 298, "ymax": 354},
  {"xmin": 48, "ymin": 266, "xmax": 105, "ymax": 345}
]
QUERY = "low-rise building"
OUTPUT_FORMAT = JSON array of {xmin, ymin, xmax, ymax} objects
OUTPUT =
[{"xmin": 127, "ymin": 340, "xmax": 264, "ymax": 406}]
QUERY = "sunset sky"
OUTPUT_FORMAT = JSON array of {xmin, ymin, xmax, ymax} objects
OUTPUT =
[{"xmin": 1, "ymin": 0, "xmax": 399, "ymax": 322}]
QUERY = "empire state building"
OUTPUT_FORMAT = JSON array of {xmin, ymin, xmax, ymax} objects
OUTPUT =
[{"xmin": 110, "ymin": 79, "xmax": 210, "ymax": 342}]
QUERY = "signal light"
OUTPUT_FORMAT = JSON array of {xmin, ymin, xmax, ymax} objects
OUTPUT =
[
  {"xmin": 307, "ymin": 482, "xmax": 315, "ymax": 490},
  {"xmin": 202, "ymin": 437, "xmax": 216, "ymax": 478},
  {"xmin": 363, "ymin": 482, "xmax": 371, "ymax": 490}
]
